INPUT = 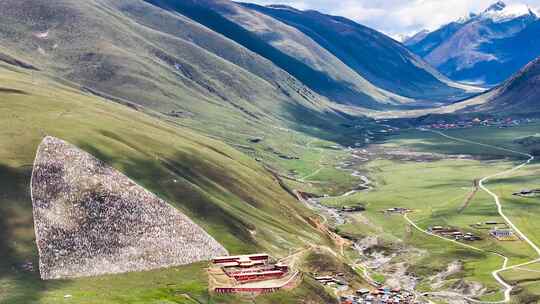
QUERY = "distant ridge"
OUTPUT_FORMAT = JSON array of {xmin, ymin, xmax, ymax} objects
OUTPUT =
[
  {"xmin": 240, "ymin": 1, "xmax": 477, "ymax": 102},
  {"xmin": 466, "ymin": 56, "xmax": 540, "ymax": 113}
]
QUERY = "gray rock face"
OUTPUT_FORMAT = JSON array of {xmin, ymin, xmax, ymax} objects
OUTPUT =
[{"xmin": 31, "ymin": 136, "xmax": 228, "ymax": 280}]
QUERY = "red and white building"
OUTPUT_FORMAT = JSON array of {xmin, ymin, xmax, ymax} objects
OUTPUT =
[{"xmin": 213, "ymin": 253, "xmax": 269, "ymax": 268}]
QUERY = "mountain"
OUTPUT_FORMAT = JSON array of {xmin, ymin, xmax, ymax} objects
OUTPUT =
[
  {"xmin": 0, "ymin": 59, "xmax": 332, "ymax": 302},
  {"xmin": 0, "ymin": 0, "xmax": 480, "ymax": 143},
  {"xmin": 389, "ymin": 56, "xmax": 540, "ymax": 117},
  {"xmin": 402, "ymin": 30, "xmax": 430, "ymax": 46},
  {"xmin": 0, "ymin": 0, "xmax": 354, "ymax": 147},
  {"xmin": 406, "ymin": 1, "xmax": 539, "ymax": 86},
  {"xmin": 237, "ymin": 2, "xmax": 477, "ymax": 102},
  {"xmin": 463, "ymin": 56, "xmax": 540, "ymax": 114}
]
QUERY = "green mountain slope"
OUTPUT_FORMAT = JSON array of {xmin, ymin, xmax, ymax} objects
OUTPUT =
[
  {"xmin": 0, "ymin": 62, "xmax": 330, "ymax": 303},
  {"xmin": 141, "ymin": 0, "xmax": 403, "ymax": 109},
  {"xmin": 0, "ymin": 0, "xmax": 352, "ymax": 145},
  {"xmin": 241, "ymin": 3, "xmax": 478, "ymax": 102},
  {"xmin": 145, "ymin": 0, "xmax": 480, "ymax": 107}
]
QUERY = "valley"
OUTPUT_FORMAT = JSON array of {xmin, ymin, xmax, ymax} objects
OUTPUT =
[
  {"xmin": 311, "ymin": 123, "xmax": 540, "ymax": 303},
  {"xmin": 2, "ymin": 59, "xmax": 540, "ymax": 304},
  {"xmin": 2, "ymin": 0, "xmax": 540, "ymax": 303}
]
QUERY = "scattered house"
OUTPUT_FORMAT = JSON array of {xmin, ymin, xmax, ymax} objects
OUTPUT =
[
  {"xmin": 382, "ymin": 207, "xmax": 411, "ymax": 215},
  {"xmin": 513, "ymin": 189, "xmax": 540, "ymax": 197},
  {"xmin": 463, "ymin": 233, "xmax": 481, "ymax": 241},
  {"xmin": 356, "ymin": 288, "xmax": 370, "ymax": 295},
  {"xmin": 514, "ymin": 189, "xmax": 533, "ymax": 195},
  {"xmin": 341, "ymin": 205, "xmax": 366, "ymax": 212},
  {"xmin": 279, "ymin": 154, "xmax": 300, "ymax": 160},
  {"xmin": 429, "ymin": 226, "xmax": 481, "ymax": 242},
  {"xmin": 314, "ymin": 275, "xmax": 340, "ymax": 285},
  {"xmin": 248, "ymin": 137, "xmax": 263, "ymax": 143},
  {"xmin": 490, "ymin": 228, "xmax": 516, "ymax": 241}
]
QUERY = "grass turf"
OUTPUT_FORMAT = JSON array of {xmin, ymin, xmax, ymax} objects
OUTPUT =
[
  {"xmin": 0, "ymin": 63, "xmax": 336, "ymax": 303},
  {"xmin": 319, "ymin": 124, "xmax": 540, "ymax": 300}
]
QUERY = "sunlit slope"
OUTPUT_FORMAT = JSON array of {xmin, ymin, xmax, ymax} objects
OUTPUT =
[
  {"xmin": 242, "ymin": 3, "xmax": 478, "ymax": 102},
  {"xmin": 0, "ymin": 64, "xmax": 326, "ymax": 290},
  {"xmin": 0, "ymin": 0, "xmax": 348, "ymax": 143},
  {"xmin": 144, "ymin": 0, "xmax": 479, "ymax": 108}
]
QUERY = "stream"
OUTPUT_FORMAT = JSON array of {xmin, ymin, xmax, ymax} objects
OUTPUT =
[{"xmin": 301, "ymin": 147, "xmax": 422, "ymax": 294}]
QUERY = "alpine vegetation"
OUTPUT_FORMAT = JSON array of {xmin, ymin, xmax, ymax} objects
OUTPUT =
[{"xmin": 31, "ymin": 136, "xmax": 227, "ymax": 280}]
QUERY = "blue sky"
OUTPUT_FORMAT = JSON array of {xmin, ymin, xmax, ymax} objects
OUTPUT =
[{"xmin": 243, "ymin": 0, "xmax": 540, "ymax": 38}]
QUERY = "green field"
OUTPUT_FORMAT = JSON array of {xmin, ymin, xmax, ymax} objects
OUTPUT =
[
  {"xmin": 3, "ymin": 54, "xmax": 540, "ymax": 303},
  {"xmin": 320, "ymin": 124, "xmax": 540, "ymax": 301},
  {"xmin": 0, "ymin": 63, "xmax": 349, "ymax": 303}
]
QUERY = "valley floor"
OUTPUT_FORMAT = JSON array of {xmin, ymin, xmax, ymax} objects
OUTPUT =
[
  {"xmin": 2, "ymin": 61, "xmax": 540, "ymax": 303},
  {"xmin": 308, "ymin": 123, "xmax": 540, "ymax": 303}
]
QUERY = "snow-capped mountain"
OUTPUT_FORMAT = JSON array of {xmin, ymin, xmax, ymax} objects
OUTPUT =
[
  {"xmin": 406, "ymin": 1, "xmax": 539, "ymax": 86},
  {"xmin": 482, "ymin": 1, "xmax": 535, "ymax": 22}
]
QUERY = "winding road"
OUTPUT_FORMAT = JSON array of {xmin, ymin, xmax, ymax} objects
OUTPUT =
[{"xmin": 409, "ymin": 130, "xmax": 539, "ymax": 303}]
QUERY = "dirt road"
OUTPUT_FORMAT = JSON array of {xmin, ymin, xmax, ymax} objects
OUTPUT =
[{"xmin": 417, "ymin": 130, "xmax": 538, "ymax": 303}]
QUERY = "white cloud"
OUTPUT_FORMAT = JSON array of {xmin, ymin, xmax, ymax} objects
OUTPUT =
[{"xmin": 243, "ymin": 0, "xmax": 540, "ymax": 36}]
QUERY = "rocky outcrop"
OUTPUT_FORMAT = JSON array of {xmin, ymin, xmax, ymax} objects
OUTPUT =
[{"xmin": 31, "ymin": 136, "xmax": 227, "ymax": 280}]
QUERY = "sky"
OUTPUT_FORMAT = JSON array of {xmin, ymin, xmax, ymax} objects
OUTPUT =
[{"xmin": 242, "ymin": 0, "xmax": 540, "ymax": 38}]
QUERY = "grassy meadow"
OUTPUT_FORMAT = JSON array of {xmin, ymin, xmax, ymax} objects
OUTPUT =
[
  {"xmin": 320, "ymin": 124, "xmax": 540, "ymax": 301},
  {"xmin": 0, "ymin": 63, "xmax": 346, "ymax": 303}
]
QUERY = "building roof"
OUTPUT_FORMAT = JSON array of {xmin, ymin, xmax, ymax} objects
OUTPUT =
[
  {"xmin": 232, "ymin": 270, "xmax": 284, "ymax": 277},
  {"xmin": 214, "ymin": 253, "xmax": 269, "ymax": 260}
]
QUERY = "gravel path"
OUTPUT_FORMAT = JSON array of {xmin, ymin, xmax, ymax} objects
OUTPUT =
[{"xmin": 412, "ymin": 130, "xmax": 539, "ymax": 303}]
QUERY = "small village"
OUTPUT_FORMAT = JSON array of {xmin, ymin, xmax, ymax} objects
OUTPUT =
[
  {"xmin": 340, "ymin": 286, "xmax": 416, "ymax": 304},
  {"xmin": 428, "ymin": 222, "xmax": 519, "ymax": 243},
  {"xmin": 420, "ymin": 117, "xmax": 535, "ymax": 131},
  {"xmin": 311, "ymin": 272, "xmax": 418, "ymax": 304}
]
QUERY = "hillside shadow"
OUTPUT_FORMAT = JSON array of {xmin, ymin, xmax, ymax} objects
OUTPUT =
[
  {"xmin": 241, "ymin": 3, "xmax": 464, "ymax": 101},
  {"xmin": 0, "ymin": 164, "xmax": 66, "ymax": 303},
  {"xmin": 283, "ymin": 102, "xmax": 367, "ymax": 146},
  {"xmin": 143, "ymin": 0, "xmax": 385, "ymax": 109}
]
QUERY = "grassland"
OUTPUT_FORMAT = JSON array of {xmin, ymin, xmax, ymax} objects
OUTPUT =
[
  {"xmin": 0, "ymin": 0, "xmax": 370, "ymax": 151},
  {"xmin": 387, "ymin": 125, "xmax": 540, "ymax": 157},
  {"xmin": 0, "ymin": 62, "xmax": 345, "ymax": 303},
  {"xmin": 318, "ymin": 123, "xmax": 540, "ymax": 301}
]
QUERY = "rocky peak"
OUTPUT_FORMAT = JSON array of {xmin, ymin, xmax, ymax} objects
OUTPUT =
[{"xmin": 484, "ymin": 1, "xmax": 506, "ymax": 13}]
